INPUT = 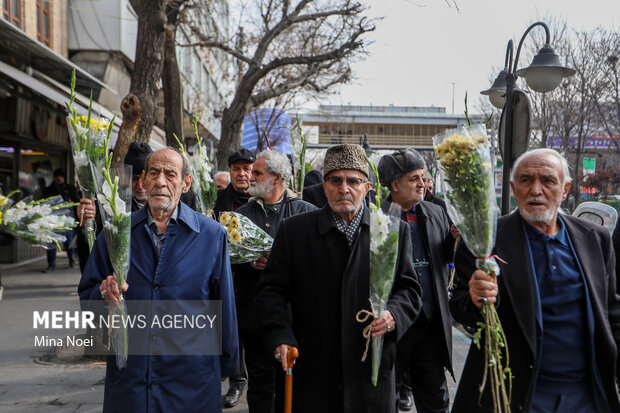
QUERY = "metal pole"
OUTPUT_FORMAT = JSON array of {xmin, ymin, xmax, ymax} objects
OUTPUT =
[{"xmin": 501, "ymin": 73, "xmax": 516, "ymax": 215}]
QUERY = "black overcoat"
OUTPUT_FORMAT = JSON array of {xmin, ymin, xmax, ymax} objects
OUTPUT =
[
  {"xmin": 255, "ymin": 205, "xmax": 422, "ymax": 413},
  {"xmin": 450, "ymin": 212, "xmax": 620, "ymax": 413},
  {"xmin": 385, "ymin": 199, "xmax": 456, "ymax": 375}
]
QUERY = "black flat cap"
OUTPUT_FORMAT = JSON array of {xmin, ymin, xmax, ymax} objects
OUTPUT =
[
  {"xmin": 377, "ymin": 149, "xmax": 426, "ymax": 187},
  {"xmin": 228, "ymin": 148, "xmax": 256, "ymax": 166},
  {"xmin": 124, "ymin": 142, "xmax": 153, "ymax": 175}
]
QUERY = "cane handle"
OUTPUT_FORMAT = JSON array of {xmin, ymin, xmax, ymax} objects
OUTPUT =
[{"xmin": 287, "ymin": 346, "xmax": 299, "ymax": 369}]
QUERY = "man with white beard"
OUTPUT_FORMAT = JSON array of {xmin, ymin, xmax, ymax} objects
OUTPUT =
[
  {"xmin": 232, "ymin": 150, "xmax": 316, "ymax": 413},
  {"xmin": 450, "ymin": 148, "xmax": 620, "ymax": 413}
]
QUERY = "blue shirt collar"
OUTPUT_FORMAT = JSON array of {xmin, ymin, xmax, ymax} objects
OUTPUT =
[
  {"xmin": 133, "ymin": 200, "xmax": 200, "ymax": 233},
  {"xmin": 522, "ymin": 214, "xmax": 569, "ymax": 247}
]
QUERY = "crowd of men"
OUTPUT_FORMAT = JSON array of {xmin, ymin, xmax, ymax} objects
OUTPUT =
[{"xmin": 74, "ymin": 142, "xmax": 619, "ymax": 413}]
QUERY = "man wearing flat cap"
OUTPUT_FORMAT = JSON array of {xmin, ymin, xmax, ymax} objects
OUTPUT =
[
  {"xmin": 214, "ymin": 148, "xmax": 256, "ymax": 218},
  {"xmin": 213, "ymin": 148, "xmax": 256, "ymax": 407},
  {"xmin": 378, "ymin": 149, "xmax": 459, "ymax": 413},
  {"xmin": 256, "ymin": 143, "xmax": 421, "ymax": 413}
]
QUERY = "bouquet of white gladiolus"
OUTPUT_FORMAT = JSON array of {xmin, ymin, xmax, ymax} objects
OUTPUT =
[
  {"xmin": 174, "ymin": 118, "xmax": 217, "ymax": 218},
  {"xmin": 356, "ymin": 156, "xmax": 401, "ymax": 387},
  {"xmin": 97, "ymin": 128, "xmax": 131, "ymax": 369},
  {"xmin": 65, "ymin": 69, "xmax": 109, "ymax": 252},
  {"xmin": 0, "ymin": 191, "xmax": 77, "ymax": 249}
]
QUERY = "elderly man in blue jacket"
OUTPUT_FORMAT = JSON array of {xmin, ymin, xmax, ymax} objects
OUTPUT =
[{"xmin": 78, "ymin": 148, "xmax": 239, "ymax": 412}]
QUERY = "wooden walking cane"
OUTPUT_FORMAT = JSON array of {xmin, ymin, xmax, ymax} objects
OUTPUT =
[{"xmin": 284, "ymin": 346, "xmax": 299, "ymax": 413}]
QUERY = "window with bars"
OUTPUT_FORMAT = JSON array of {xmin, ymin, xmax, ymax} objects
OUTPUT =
[
  {"xmin": 3, "ymin": 0, "xmax": 21, "ymax": 28},
  {"xmin": 36, "ymin": 0, "xmax": 50, "ymax": 46}
]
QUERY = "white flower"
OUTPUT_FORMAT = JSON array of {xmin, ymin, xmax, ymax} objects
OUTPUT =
[
  {"xmin": 369, "ymin": 209, "xmax": 390, "ymax": 253},
  {"xmin": 74, "ymin": 150, "xmax": 89, "ymax": 167},
  {"xmin": 98, "ymin": 179, "xmax": 126, "ymax": 217}
]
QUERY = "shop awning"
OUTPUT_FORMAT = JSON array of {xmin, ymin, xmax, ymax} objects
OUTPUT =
[
  {"xmin": 0, "ymin": 59, "xmax": 119, "ymax": 123},
  {"xmin": 0, "ymin": 19, "xmax": 112, "ymax": 95}
]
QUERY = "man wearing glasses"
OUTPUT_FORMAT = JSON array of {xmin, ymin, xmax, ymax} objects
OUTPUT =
[
  {"xmin": 378, "ymin": 149, "xmax": 459, "ymax": 413},
  {"xmin": 255, "ymin": 143, "xmax": 421, "ymax": 413}
]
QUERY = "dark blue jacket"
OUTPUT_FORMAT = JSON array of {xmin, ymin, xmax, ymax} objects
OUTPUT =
[{"xmin": 78, "ymin": 201, "xmax": 239, "ymax": 412}]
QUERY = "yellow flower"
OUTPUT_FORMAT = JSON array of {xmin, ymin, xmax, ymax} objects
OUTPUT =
[
  {"xmin": 76, "ymin": 116, "xmax": 109, "ymax": 131},
  {"xmin": 229, "ymin": 229, "xmax": 242, "ymax": 243},
  {"xmin": 219, "ymin": 212, "xmax": 231, "ymax": 226},
  {"xmin": 473, "ymin": 135, "xmax": 489, "ymax": 146},
  {"xmin": 0, "ymin": 196, "xmax": 7, "ymax": 206},
  {"xmin": 229, "ymin": 215, "xmax": 239, "ymax": 230}
]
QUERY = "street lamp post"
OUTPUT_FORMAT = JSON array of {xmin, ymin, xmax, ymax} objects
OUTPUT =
[{"xmin": 481, "ymin": 22, "xmax": 575, "ymax": 215}]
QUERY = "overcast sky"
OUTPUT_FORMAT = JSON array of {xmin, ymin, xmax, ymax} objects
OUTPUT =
[{"xmin": 320, "ymin": 0, "xmax": 620, "ymax": 115}]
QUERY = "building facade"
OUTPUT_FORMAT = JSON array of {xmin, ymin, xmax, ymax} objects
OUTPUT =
[
  {"xmin": 302, "ymin": 104, "xmax": 482, "ymax": 149},
  {"xmin": 0, "ymin": 0, "xmax": 111, "ymax": 262}
]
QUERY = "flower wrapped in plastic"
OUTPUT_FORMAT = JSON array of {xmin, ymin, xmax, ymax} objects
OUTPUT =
[
  {"xmin": 219, "ymin": 211, "xmax": 273, "ymax": 264},
  {"xmin": 433, "ymin": 124, "xmax": 511, "ymax": 412},
  {"xmin": 0, "ymin": 191, "xmax": 77, "ymax": 249},
  {"xmin": 286, "ymin": 114, "xmax": 307, "ymax": 195},
  {"xmin": 65, "ymin": 69, "xmax": 108, "ymax": 251},
  {"xmin": 356, "ymin": 157, "xmax": 402, "ymax": 387},
  {"xmin": 96, "ymin": 129, "xmax": 131, "ymax": 369},
  {"xmin": 174, "ymin": 118, "xmax": 217, "ymax": 217}
]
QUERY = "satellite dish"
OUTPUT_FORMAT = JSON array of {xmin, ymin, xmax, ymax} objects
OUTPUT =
[
  {"xmin": 572, "ymin": 202, "xmax": 618, "ymax": 233},
  {"xmin": 499, "ymin": 89, "xmax": 531, "ymax": 165}
]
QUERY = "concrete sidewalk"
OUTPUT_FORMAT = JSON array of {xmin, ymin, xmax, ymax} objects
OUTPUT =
[{"xmin": 0, "ymin": 256, "xmax": 471, "ymax": 413}]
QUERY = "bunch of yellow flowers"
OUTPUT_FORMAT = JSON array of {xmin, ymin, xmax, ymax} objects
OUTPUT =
[
  {"xmin": 75, "ymin": 115, "xmax": 110, "ymax": 131},
  {"xmin": 219, "ymin": 212, "xmax": 242, "ymax": 243}
]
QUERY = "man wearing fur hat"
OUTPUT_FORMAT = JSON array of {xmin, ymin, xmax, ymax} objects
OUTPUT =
[
  {"xmin": 378, "ymin": 149, "xmax": 459, "ymax": 413},
  {"xmin": 255, "ymin": 143, "xmax": 421, "ymax": 413},
  {"xmin": 232, "ymin": 150, "xmax": 316, "ymax": 412}
]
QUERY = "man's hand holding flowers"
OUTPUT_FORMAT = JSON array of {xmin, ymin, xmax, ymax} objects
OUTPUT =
[
  {"xmin": 79, "ymin": 198, "xmax": 96, "ymax": 226},
  {"xmin": 469, "ymin": 270, "xmax": 498, "ymax": 309},
  {"xmin": 99, "ymin": 273, "xmax": 129, "ymax": 302},
  {"xmin": 370, "ymin": 310, "xmax": 395, "ymax": 337}
]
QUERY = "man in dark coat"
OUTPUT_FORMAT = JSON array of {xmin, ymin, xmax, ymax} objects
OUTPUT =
[
  {"xmin": 78, "ymin": 148, "xmax": 239, "ymax": 412},
  {"xmin": 255, "ymin": 144, "xmax": 421, "ymax": 413},
  {"xmin": 214, "ymin": 148, "xmax": 255, "ymax": 216},
  {"xmin": 450, "ymin": 148, "xmax": 620, "ymax": 413},
  {"xmin": 378, "ymin": 149, "xmax": 458, "ymax": 413},
  {"xmin": 42, "ymin": 168, "xmax": 80, "ymax": 272},
  {"xmin": 234, "ymin": 150, "xmax": 316, "ymax": 413},
  {"xmin": 212, "ymin": 148, "xmax": 256, "ymax": 407}
]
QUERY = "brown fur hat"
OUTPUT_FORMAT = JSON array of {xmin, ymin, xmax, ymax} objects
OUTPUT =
[{"xmin": 323, "ymin": 144, "xmax": 368, "ymax": 178}]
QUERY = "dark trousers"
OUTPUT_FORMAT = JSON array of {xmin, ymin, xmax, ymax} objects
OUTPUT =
[
  {"xmin": 242, "ymin": 331, "xmax": 277, "ymax": 413},
  {"xmin": 46, "ymin": 229, "xmax": 75, "ymax": 268},
  {"xmin": 396, "ymin": 317, "xmax": 449, "ymax": 413},
  {"xmin": 229, "ymin": 339, "xmax": 248, "ymax": 390}
]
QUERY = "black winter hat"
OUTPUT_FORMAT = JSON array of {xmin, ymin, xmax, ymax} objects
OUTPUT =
[
  {"xmin": 377, "ymin": 149, "xmax": 426, "ymax": 187},
  {"xmin": 124, "ymin": 142, "xmax": 153, "ymax": 175},
  {"xmin": 228, "ymin": 148, "xmax": 256, "ymax": 166},
  {"xmin": 304, "ymin": 169, "xmax": 323, "ymax": 187}
]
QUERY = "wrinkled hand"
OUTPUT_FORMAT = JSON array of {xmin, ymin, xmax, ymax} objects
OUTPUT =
[
  {"xmin": 469, "ymin": 270, "xmax": 497, "ymax": 309},
  {"xmin": 99, "ymin": 273, "xmax": 129, "ymax": 302},
  {"xmin": 79, "ymin": 198, "xmax": 96, "ymax": 226},
  {"xmin": 371, "ymin": 310, "xmax": 395, "ymax": 337},
  {"xmin": 450, "ymin": 224, "xmax": 460, "ymax": 240},
  {"xmin": 250, "ymin": 256, "xmax": 267, "ymax": 271},
  {"xmin": 274, "ymin": 344, "xmax": 294, "ymax": 371}
]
